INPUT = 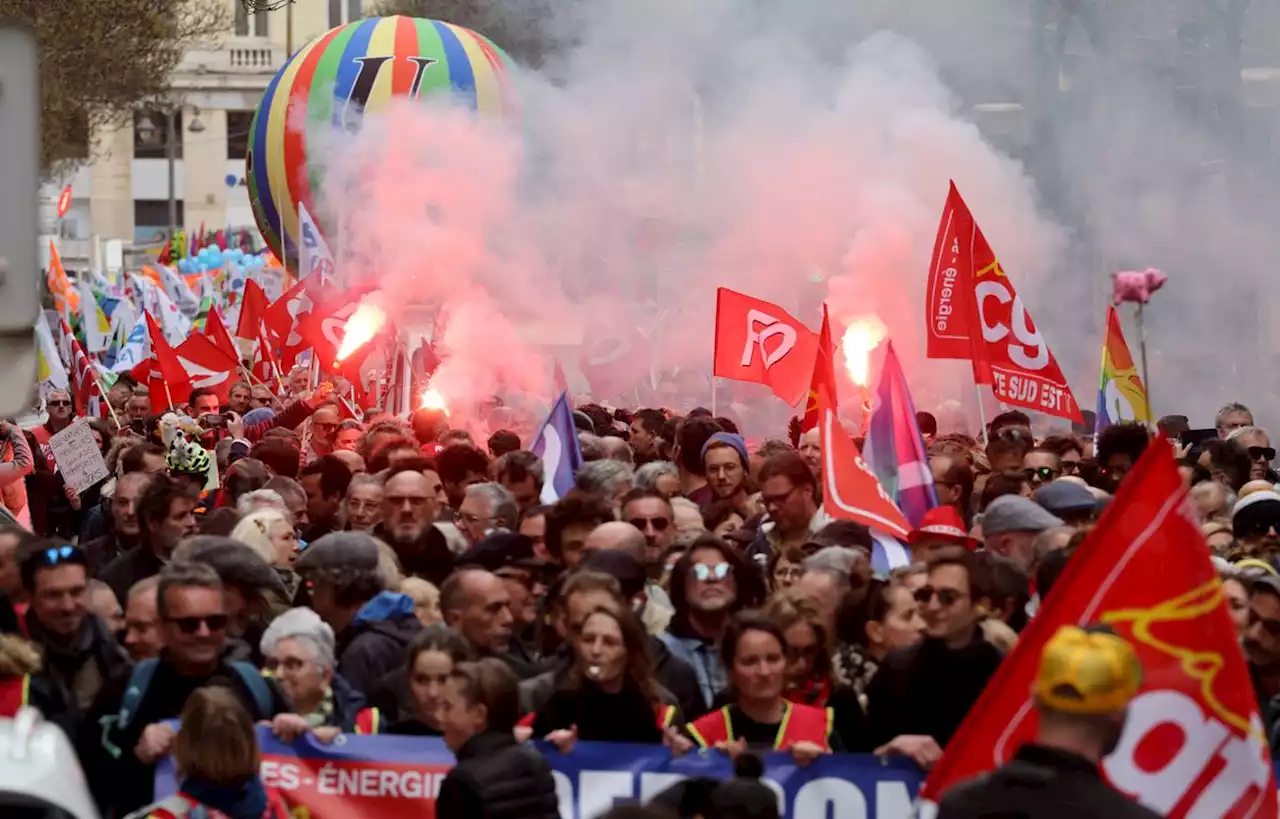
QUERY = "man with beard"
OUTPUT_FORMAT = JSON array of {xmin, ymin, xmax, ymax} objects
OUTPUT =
[
  {"xmin": 660, "ymin": 535, "xmax": 761, "ymax": 710},
  {"xmin": 745, "ymin": 452, "xmax": 823, "ymax": 570},
  {"xmin": 1246, "ymin": 575, "xmax": 1280, "ymax": 752},
  {"xmin": 935, "ymin": 625, "xmax": 1158, "ymax": 819},
  {"xmin": 375, "ymin": 467, "xmax": 455, "ymax": 587},
  {"xmin": 701, "ymin": 433, "xmax": 750, "ymax": 512},
  {"xmin": 866, "ymin": 547, "xmax": 1003, "ymax": 766},
  {"xmin": 81, "ymin": 472, "xmax": 153, "ymax": 574},
  {"xmin": 628, "ymin": 409, "xmax": 667, "ymax": 466},
  {"xmin": 99, "ymin": 475, "xmax": 199, "ymax": 603},
  {"xmin": 621, "ymin": 489, "xmax": 676, "ymax": 562},
  {"xmin": 930, "ymin": 454, "xmax": 975, "ymax": 528}
]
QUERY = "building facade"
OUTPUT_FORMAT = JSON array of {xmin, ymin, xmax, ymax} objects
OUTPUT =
[{"xmin": 58, "ymin": 0, "xmax": 370, "ymax": 266}]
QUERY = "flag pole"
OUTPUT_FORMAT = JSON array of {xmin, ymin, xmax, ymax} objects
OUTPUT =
[
  {"xmin": 1134, "ymin": 302, "xmax": 1151, "ymax": 419},
  {"xmin": 973, "ymin": 382, "xmax": 989, "ymax": 445}
]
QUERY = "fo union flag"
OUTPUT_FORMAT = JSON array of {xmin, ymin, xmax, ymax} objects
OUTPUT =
[
  {"xmin": 919, "ymin": 436, "xmax": 1276, "ymax": 819},
  {"xmin": 924, "ymin": 182, "xmax": 1082, "ymax": 423},
  {"xmin": 713, "ymin": 287, "xmax": 819, "ymax": 407}
]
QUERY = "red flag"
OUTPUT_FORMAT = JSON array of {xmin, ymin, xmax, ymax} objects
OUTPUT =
[
  {"xmin": 812, "ymin": 306, "xmax": 911, "ymax": 539},
  {"xmin": 144, "ymin": 312, "xmax": 192, "ymax": 412},
  {"xmin": 924, "ymin": 182, "xmax": 1081, "ymax": 423},
  {"xmin": 58, "ymin": 318, "xmax": 102, "ymax": 416},
  {"xmin": 176, "ymin": 334, "xmax": 236, "ymax": 404},
  {"xmin": 713, "ymin": 287, "xmax": 819, "ymax": 407},
  {"xmin": 236, "ymin": 279, "xmax": 270, "ymax": 344},
  {"xmin": 204, "ymin": 309, "xmax": 241, "ymax": 370},
  {"xmin": 920, "ymin": 437, "xmax": 1276, "ymax": 819},
  {"xmin": 253, "ymin": 321, "xmax": 282, "ymax": 387}
]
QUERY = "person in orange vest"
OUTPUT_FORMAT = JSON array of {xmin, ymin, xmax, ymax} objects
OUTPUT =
[{"xmin": 686, "ymin": 611, "xmax": 839, "ymax": 766}]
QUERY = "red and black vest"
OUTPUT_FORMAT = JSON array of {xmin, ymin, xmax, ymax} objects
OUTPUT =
[
  {"xmin": 0, "ymin": 675, "xmax": 30, "ymax": 717},
  {"xmin": 687, "ymin": 701, "xmax": 832, "ymax": 751}
]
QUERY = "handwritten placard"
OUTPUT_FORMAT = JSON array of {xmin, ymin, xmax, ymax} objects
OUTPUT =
[{"xmin": 47, "ymin": 419, "xmax": 109, "ymax": 494}]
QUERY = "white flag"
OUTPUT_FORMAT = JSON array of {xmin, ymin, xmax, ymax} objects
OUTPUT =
[{"xmin": 298, "ymin": 202, "xmax": 338, "ymax": 287}]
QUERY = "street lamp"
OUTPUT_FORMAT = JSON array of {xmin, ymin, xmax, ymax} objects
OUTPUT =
[{"xmin": 137, "ymin": 106, "xmax": 206, "ymax": 240}]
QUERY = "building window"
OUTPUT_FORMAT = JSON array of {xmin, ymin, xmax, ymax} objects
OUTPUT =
[
  {"xmin": 235, "ymin": 2, "xmax": 249, "ymax": 36},
  {"xmin": 256, "ymin": 7, "xmax": 268, "ymax": 36},
  {"xmin": 134, "ymin": 199, "xmax": 185, "ymax": 237},
  {"xmin": 133, "ymin": 110, "xmax": 183, "ymax": 159},
  {"xmin": 227, "ymin": 111, "xmax": 255, "ymax": 160},
  {"xmin": 329, "ymin": 0, "xmax": 363, "ymax": 27}
]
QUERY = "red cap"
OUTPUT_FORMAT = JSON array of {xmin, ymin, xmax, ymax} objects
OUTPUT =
[{"xmin": 909, "ymin": 506, "xmax": 978, "ymax": 550}]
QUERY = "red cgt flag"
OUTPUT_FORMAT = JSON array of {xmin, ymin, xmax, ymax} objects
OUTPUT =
[
  {"xmin": 920, "ymin": 436, "xmax": 1276, "ymax": 819},
  {"xmin": 812, "ymin": 306, "xmax": 911, "ymax": 540},
  {"xmin": 924, "ymin": 182, "xmax": 1082, "ymax": 423},
  {"xmin": 713, "ymin": 287, "xmax": 819, "ymax": 407}
]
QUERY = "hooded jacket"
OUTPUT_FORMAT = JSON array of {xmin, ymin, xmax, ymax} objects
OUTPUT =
[{"xmin": 336, "ymin": 591, "xmax": 423, "ymax": 696}]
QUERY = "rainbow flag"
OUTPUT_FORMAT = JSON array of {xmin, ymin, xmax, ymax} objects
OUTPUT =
[{"xmin": 1094, "ymin": 306, "xmax": 1150, "ymax": 435}]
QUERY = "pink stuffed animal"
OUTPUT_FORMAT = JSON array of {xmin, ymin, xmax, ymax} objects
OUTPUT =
[{"xmin": 1111, "ymin": 268, "xmax": 1167, "ymax": 305}]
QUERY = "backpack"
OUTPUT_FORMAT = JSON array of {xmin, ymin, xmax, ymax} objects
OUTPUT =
[{"xmin": 99, "ymin": 658, "xmax": 272, "ymax": 759}]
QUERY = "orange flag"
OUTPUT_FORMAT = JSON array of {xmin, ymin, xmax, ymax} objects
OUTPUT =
[
  {"xmin": 813, "ymin": 306, "xmax": 911, "ymax": 539},
  {"xmin": 46, "ymin": 241, "xmax": 80, "ymax": 317}
]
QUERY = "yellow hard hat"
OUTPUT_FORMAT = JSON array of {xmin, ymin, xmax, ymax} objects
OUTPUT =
[{"xmin": 1033, "ymin": 625, "xmax": 1143, "ymax": 715}]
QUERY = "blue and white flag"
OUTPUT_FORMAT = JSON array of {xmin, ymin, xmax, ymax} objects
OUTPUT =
[
  {"xmin": 111, "ymin": 321, "xmax": 149, "ymax": 373},
  {"xmin": 299, "ymin": 202, "xmax": 338, "ymax": 287},
  {"xmin": 531, "ymin": 391, "xmax": 583, "ymax": 504}
]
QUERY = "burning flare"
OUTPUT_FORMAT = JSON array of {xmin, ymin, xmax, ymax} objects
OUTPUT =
[
  {"xmin": 420, "ymin": 388, "xmax": 449, "ymax": 414},
  {"xmin": 335, "ymin": 303, "xmax": 387, "ymax": 362},
  {"xmin": 841, "ymin": 316, "xmax": 888, "ymax": 386}
]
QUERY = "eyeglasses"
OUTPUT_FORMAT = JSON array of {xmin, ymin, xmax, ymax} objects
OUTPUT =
[
  {"xmin": 773, "ymin": 565, "xmax": 803, "ymax": 581},
  {"xmin": 1060, "ymin": 461, "xmax": 1082, "ymax": 475},
  {"xmin": 761, "ymin": 486, "xmax": 801, "ymax": 508},
  {"xmin": 165, "ymin": 614, "xmax": 229, "ymax": 634},
  {"xmin": 1249, "ymin": 447, "xmax": 1276, "ymax": 462},
  {"xmin": 47, "ymin": 400, "xmax": 72, "ymax": 408},
  {"xmin": 628, "ymin": 517, "xmax": 671, "ymax": 532},
  {"xmin": 915, "ymin": 585, "xmax": 965, "ymax": 606},
  {"xmin": 1023, "ymin": 466, "xmax": 1060, "ymax": 483},
  {"xmin": 692, "ymin": 562, "xmax": 732, "ymax": 582}
]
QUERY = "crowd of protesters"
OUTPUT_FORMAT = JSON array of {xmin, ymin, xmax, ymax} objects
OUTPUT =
[{"xmin": 0, "ymin": 370, "xmax": 1275, "ymax": 819}]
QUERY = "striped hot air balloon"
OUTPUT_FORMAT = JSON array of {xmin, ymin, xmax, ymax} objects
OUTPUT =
[{"xmin": 247, "ymin": 16, "xmax": 518, "ymax": 270}]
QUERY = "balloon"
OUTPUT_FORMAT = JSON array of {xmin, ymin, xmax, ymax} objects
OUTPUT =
[
  {"xmin": 246, "ymin": 15, "xmax": 518, "ymax": 270},
  {"xmin": 1112, "ymin": 268, "xmax": 1167, "ymax": 305},
  {"xmin": 177, "ymin": 259, "xmax": 192, "ymax": 274}
]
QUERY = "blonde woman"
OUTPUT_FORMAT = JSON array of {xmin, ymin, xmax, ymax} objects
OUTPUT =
[{"xmin": 231, "ymin": 510, "xmax": 301, "ymax": 614}]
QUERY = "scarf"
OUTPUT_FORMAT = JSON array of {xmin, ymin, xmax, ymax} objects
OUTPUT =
[
  {"xmin": 302, "ymin": 687, "xmax": 335, "ymax": 729},
  {"xmin": 785, "ymin": 675, "xmax": 832, "ymax": 707},
  {"xmin": 180, "ymin": 776, "xmax": 268, "ymax": 819}
]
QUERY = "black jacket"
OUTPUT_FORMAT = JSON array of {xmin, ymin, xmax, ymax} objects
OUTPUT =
[
  {"xmin": 936, "ymin": 743, "xmax": 1161, "ymax": 819},
  {"xmin": 328, "ymin": 672, "xmax": 370, "ymax": 732},
  {"xmin": 374, "ymin": 523, "xmax": 455, "ymax": 588},
  {"xmin": 99, "ymin": 545, "xmax": 165, "ymax": 607},
  {"xmin": 79, "ymin": 650, "xmax": 291, "ymax": 817},
  {"xmin": 865, "ymin": 632, "xmax": 1004, "ymax": 749},
  {"xmin": 26, "ymin": 610, "xmax": 130, "ymax": 716},
  {"xmin": 336, "ymin": 592, "xmax": 423, "ymax": 696},
  {"xmin": 436, "ymin": 730, "xmax": 560, "ymax": 819}
]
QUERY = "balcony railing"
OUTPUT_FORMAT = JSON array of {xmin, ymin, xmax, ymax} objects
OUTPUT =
[{"xmin": 178, "ymin": 39, "xmax": 284, "ymax": 76}]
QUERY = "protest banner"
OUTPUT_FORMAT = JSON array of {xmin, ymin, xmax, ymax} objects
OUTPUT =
[
  {"xmin": 158, "ymin": 732, "xmax": 924, "ymax": 819},
  {"xmin": 46, "ymin": 418, "xmax": 108, "ymax": 493}
]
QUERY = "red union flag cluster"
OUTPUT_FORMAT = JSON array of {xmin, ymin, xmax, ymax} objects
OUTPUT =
[
  {"xmin": 925, "ymin": 182, "xmax": 1083, "ymax": 423},
  {"xmin": 920, "ymin": 437, "xmax": 1276, "ymax": 819},
  {"xmin": 712, "ymin": 287, "xmax": 819, "ymax": 407}
]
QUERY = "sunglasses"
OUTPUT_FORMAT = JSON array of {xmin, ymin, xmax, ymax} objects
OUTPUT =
[
  {"xmin": 1060, "ymin": 462, "xmax": 1082, "ymax": 475},
  {"xmin": 1023, "ymin": 466, "xmax": 1059, "ymax": 482},
  {"xmin": 628, "ymin": 517, "xmax": 671, "ymax": 532},
  {"xmin": 47, "ymin": 400, "xmax": 72, "ymax": 408},
  {"xmin": 692, "ymin": 562, "xmax": 732, "ymax": 582},
  {"xmin": 1249, "ymin": 447, "xmax": 1276, "ymax": 462},
  {"xmin": 38, "ymin": 544, "xmax": 84, "ymax": 568},
  {"xmin": 1235, "ymin": 519, "xmax": 1280, "ymax": 539},
  {"xmin": 915, "ymin": 585, "xmax": 965, "ymax": 606},
  {"xmin": 166, "ymin": 614, "xmax": 229, "ymax": 634}
]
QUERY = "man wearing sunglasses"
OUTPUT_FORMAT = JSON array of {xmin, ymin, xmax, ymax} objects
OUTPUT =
[
  {"xmin": 1021, "ymin": 447, "xmax": 1062, "ymax": 490},
  {"xmin": 30, "ymin": 388, "xmax": 76, "ymax": 467},
  {"xmin": 622, "ymin": 488, "xmax": 676, "ymax": 561},
  {"xmin": 1231, "ymin": 490, "xmax": 1280, "ymax": 558},
  {"xmin": 1227, "ymin": 426, "xmax": 1277, "ymax": 483},
  {"xmin": 866, "ymin": 548, "xmax": 1003, "ymax": 768},
  {"xmin": 83, "ymin": 561, "xmax": 293, "ymax": 817},
  {"xmin": 17, "ymin": 541, "xmax": 129, "ymax": 714}
]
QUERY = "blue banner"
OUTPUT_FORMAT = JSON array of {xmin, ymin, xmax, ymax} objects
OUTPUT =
[{"xmin": 157, "ymin": 729, "xmax": 926, "ymax": 819}]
